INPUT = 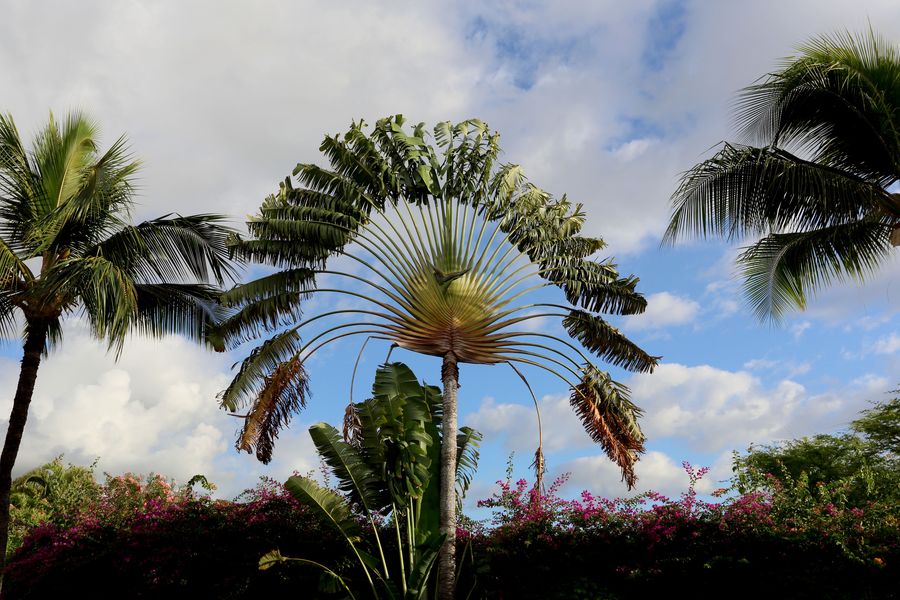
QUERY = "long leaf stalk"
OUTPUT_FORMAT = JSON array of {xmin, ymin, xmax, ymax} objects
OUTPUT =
[{"xmin": 508, "ymin": 361, "xmax": 546, "ymax": 496}]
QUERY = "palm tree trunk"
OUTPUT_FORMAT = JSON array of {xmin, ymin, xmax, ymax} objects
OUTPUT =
[
  {"xmin": 438, "ymin": 352, "xmax": 459, "ymax": 600},
  {"xmin": 0, "ymin": 320, "xmax": 49, "ymax": 572}
]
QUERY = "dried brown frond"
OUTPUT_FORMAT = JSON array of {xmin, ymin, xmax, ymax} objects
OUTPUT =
[
  {"xmin": 237, "ymin": 355, "xmax": 308, "ymax": 463},
  {"xmin": 570, "ymin": 366, "xmax": 645, "ymax": 489},
  {"xmin": 343, "ymin": 402, "xmax": 362, "ymax": 447},
  {"xmin": 530, "ymin": 446, "xmax": 546, "ymax": 497}
]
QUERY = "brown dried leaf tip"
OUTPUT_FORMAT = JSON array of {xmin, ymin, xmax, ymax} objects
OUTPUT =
[
  {"xmin": 570, "ymin": 365, "xmax": 645, "ymax": 489},
  {"xmin": 237, "ymin": 355, "xmax": 309, "ymax": 464},
  {"xmin": 343, "ymin": 402, "xmax": 363, "ymax": 447}
]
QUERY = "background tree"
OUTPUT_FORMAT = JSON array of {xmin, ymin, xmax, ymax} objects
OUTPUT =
[
  {"xmin": 0, "ymin": 112, "xmax": 234, "ymax": 566},
  {"xmin": 851, "ymin": 391, "xmax": 900, "ymax": 462},
  {"xmin": 665, "ymin": 30, "xmax": 900, "ymax": 320},
  {"xmin": 216, "ymin": 116, "xmax": 658, "ymax": 598},
  {"xmin": 733, "ymin": 389, "xmax": 900, "ymax": 504},
  {"xmin": 8, "ymin": 456, "xmax": 99, "ymax": 553}
]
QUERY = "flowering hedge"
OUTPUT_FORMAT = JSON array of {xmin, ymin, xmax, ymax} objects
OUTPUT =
[
  {"xmin": 7, "ymin": 464, "xmax": 898, "ymax": 598},
  {"xmin": 4, "ymin": 476, "xmax": 347, "ymax": 599},
  {"xmin": 467, "ymin": 463, "xmax": 899, "ymax": 599}
]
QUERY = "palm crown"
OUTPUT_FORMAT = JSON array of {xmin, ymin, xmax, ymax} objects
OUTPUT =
[
  {"xmin": 217, "ymin": 116, "xmax": 658, "ymax": 485},
  {"xmin": 665, "ymin": 30, "xmax": 900, "ymax": 320},
  {"xmin": 216, "ymin": 116, "xmax": 658, "ymax": 598},
  {"xmin": 0, "ymin": 112, "xmax": 233, "ymax": 348},
  {"xmin": 0, "ymin": 111, "xmax": 234, "ymax": 564}
]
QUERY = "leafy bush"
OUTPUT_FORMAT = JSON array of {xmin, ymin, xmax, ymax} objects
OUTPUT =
[
  {"xmin": 4, "ymin": 476, "xmax": 346, "ymax": 599},
  {"xmin": 7, "ymin": 457, "xmax": 101, "ymax": 555},
  {"xmin": 7, "ymin": 459, "xmax": 898, "ymax": 598},
  {"xmin": 470, "ymin": 462, "xmax": 899, "ymax": 599}
]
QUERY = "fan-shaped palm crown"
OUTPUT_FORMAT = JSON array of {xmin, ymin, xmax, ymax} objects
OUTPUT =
[
  {"xmin": 219, "ymin": 115, "xmax": 657, "ymax": 482},
  {"xmin": 217, "ymin": 116, "xmax": 658, "ymax": 599},
  {"xmin": 665, "ymin": 30, "xmax": 900, "ymax": 320}
]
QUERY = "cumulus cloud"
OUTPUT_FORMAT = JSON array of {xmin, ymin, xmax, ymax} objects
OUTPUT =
[
  {"xmin": 466, "ymin": 362, "xmax": 891, "ymax": 499},
  {"xmin": 466, "ymin": 393, "xmax": 591, "ymax": 455},
  {"xmin": 0, "ymin": 324, "xmax": 224, "ymax": 465},
  {"xmin": 872, "ymin": 333, "xmax": 900, "ymax": 355},
  {"xmin": 623, "ymin": 291, "xmax": 699, "ymax": 331},
  {"xmin": 0, "ymin": 321, "xmax": 308, "ymax": 498},
  {"xmin": 554, "ymin": 450, "xmax": 730, "ymax": 500},
  {"xmin": 627, "ymin": 363, "xmax": 886, "ymax": 451}
]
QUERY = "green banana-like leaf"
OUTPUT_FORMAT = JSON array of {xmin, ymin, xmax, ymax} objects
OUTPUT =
[
  {"xmin": 455, "ymin": 426, "xmax": 483, "ymax": 507},
  {"xmin": 367, "ymin": 363, "xmax": 434, "ymax": 508},
  {"xmin": 284, "ymin": 475, "xmax": 362, "ymax": 543},
  {"xmin": 405, "ymin": 531, "xmax": 443, "ymax": 600},
  {"xmin": 417, "ymin": 383, "xmax": 443, "ymax": 541},
  {"xmin": 309, "ymin": 422, "xmax": 386, "ymax": 514}
]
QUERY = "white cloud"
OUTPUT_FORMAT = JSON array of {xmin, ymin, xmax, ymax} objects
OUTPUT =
[
  {"xmin": 742, "ymin": 358, "xmax": 776, "ymax": 371},
  {"xmin": 791, "ymin": 321, "xmax": 812, "ymax": 339},
  {"xmin": 555, "ymin": 450, "xmax": 728, "ymax": 500},
  {"xmin": 872, "ymin": 333, "xmax": 900, "ymax": 355},
  {"xmin": 466, "ymin": 393, "xmax": 589, "ymax": 455},
  {"xmin": 0, "ymin": 320, "xmax": 312, "ymax": 498},
  {"xmin": 743, "ymin": 358, "xmax": 812, "ymax": 378},
  {"xmin": 612, "ymin": 138, "xmax": 657, "ymax": 161},
  {"xmin": 629, "ymin": 363, "xmax": 890, "ymax": 451},
  {"xmin": 467, "ymin": 362, "xmax": 892, "ymax": 502},
  {"xmin": 624, "ymin": 292, "xmax": 699, "ymax": 331}
]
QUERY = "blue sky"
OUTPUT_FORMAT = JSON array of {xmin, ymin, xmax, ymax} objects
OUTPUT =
[{"xmin": 0, "ymin": 0, "xmax": 897, "ymax": 511}]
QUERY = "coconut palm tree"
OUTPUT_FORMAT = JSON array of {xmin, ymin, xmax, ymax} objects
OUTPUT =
[
  {"xmin": 216, "ymin": 116, "xmax": 658, "ymax": 599},
  {"xmin": 665, "ymin": 30, "xmax": 900, "ymax": 321},
  {"xmin": 0, "ymin": 112, "xmax": 234, "ymax": 566}
]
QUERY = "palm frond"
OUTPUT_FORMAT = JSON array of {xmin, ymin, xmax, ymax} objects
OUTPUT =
[
  {"xmin": 0, "ymin": 236, "xmax": 32, "ymax": 289},
  {"xmin": 737, "ymin": 29, "xmax": 900, "ymax": 183},
  {"xmin": 564, "ymin": 310, "xmax": 659, "ymax": 373},
  {"xmin": 738, "ymin": 220, "xmax": 892, "ymax": 321},
  {"xmin": 209, "ymin": 268, "xmax": 316, "ymax": 350},
  {"xmin": 217, "ymin": 327, "xmax": 303, "ymax": 412},
  {"xmin": 455, "ymin": 426, "xmax": 482, "ymax": 506},
  {"xmin": 570, "ymin": 366, "xmax": 645, "ymax": 489},
  {"xmin": 235, "ymin": 353, "xmax": 308, "ymax": 463},
  {"xmin": 542, "ymin": 257, "xmax": 647, "ymax": 315},
  {"xmin": 284, "ymin": 475, "xmax": 362, "ymax": 542},
  {"xmin": 48, "ymin": 255, "xmax": 137, "ymax": 355},
  {"xmin": 92, "ymin": 214, "xmax": 236, "ymax": 285},
  {"xmin": 0, "ymin": 114, "xmax": 41, "ymax": 249},
  {"xmin": 31, "ymin": 112, "xmax": 98, "ymax": 219},
  {"xmin": 132, "ymin": 283, "xmax": 221, "ymax": 344},
  {"xmin": 223, "ymin": 116, "xmax": 654, "ymax": 490},
  {"xmin": 665, "ymin": 143, "xmax": 890, "ymax": 244},
  {"xmin": 309, "ymin": 422, "xmax": 386, "ymax": 512}
]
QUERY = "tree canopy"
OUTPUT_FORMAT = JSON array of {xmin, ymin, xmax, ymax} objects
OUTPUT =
[{"xmin": 665, "ymin": 30, "xmax": 900, "ymax": 320}]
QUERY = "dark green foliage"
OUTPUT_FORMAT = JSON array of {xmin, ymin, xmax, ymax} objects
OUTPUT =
[
  {"xmin": 852, "ymin": 393, "xmax": 900, "ymax": 460},
  {"xmin": 277, "ymin": 362, "xmax": 482, "ymax": 599},
  {"xmin": 469, "ymin": 522, "xmax": 897, "ymax": 599},
  {"xmin": 733, "ymin": 389, "xmax": 900, "ymax": 504},
  {"xmin": 4, "ymin": 493, "xmax": 347, "ymax": 599}
]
